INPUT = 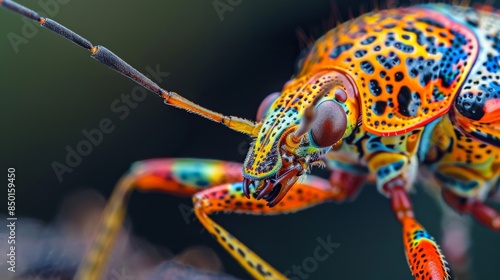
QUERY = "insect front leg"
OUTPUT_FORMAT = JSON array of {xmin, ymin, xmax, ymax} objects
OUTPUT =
[
  {"xmin": 76, "ymin": 158, "xmax": 244, "ymax": 280},
  {"xmin": 369, "ymin": 152, "xmax": 450, "ymax": 280},
  {"xmin": 324, "ymin": 153, "xmax": 368, "ymax": 201},
  {"xmin": 193, "ymin": 175, "xmax": 344, "ymax": 280}
]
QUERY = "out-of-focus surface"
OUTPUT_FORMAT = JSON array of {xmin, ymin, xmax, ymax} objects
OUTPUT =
[{"xmin": 1, "ymin": 0, "xmax": 499, "ymax": 279}]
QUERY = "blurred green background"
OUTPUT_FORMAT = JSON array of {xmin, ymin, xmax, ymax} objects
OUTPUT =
[{"xmin": 1, "ymin": 0, "xmax": 499, "ymax": 279}]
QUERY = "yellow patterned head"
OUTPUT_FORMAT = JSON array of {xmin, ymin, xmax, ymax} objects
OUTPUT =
[{"xmin": 242, "ymin": 69, "xmax": 359, "ymax": 206}]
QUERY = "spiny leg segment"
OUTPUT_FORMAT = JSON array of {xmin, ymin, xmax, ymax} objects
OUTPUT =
[
  {"xmin": 75, "ymin": 159, "xmax": 244, "ymax": 279},
  {"xmin": 367, "ymin": 150, "xmax": 449, "ymax": 279},
  {"xmin": 0, "ymin": 0, "xmax": 259, "ymax": 136},
  {"xmin": 389, "ymin": 182, "xmax": 450, "ymax": 280}
]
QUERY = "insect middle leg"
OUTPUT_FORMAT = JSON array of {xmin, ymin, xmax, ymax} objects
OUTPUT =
[
  {"xmin": 429, "ymin": 115, "xmax": 500, "ymax": 231},
  {"xmin": 368, "ymin": 152, "xmax": 450, "ymax": 280},
  {"xmin": 434, "ymin": 139, "xmax": 500, "ymax": 231},
  {"xmin": 443, "ymin": 188, "xmax": 500, "ymax": 231},
  {"xmin": 431, "ymin": 150, "xmax": 500, "ymax": 230}
]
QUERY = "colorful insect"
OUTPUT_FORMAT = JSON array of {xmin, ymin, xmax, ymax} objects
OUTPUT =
[{"xmin": 2, "ymin": 0, "xmax": 500, "ymax": 279}]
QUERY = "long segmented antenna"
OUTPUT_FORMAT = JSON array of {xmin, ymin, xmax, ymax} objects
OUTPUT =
[{"xmin": 0, "ymin": 0, "xmax": 259, "ymax": 136}]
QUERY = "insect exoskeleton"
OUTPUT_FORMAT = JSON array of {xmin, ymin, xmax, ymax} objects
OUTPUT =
[
  {"xmin": 242, "ymin": 69, "xmax": 360, "ymax": 206},
  {"xmin": 3, "ymin": 1, "xmax": 500, "ymax": 280}
]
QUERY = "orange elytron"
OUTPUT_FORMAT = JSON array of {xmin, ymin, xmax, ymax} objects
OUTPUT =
[{"xmin": 2, "ymin": 1, "xmax": 499, "ymax": 279}]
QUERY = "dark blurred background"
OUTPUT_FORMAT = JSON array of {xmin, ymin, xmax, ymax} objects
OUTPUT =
[{"xmin": 1, "ymin": 0, "xmax": 499, "ymax": 279}]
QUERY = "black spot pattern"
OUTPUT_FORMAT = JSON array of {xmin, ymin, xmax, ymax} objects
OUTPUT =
[
  {"xmin": 330, "ymin": 43, "xmax": 353, "ymax": 59},
  {"xmin": 403, "ymin": 27, "xmax": 425, "ymax": 45},
  {"xmin": 373, "ymin": 101, "xmax": 387, "ymax": 115},
  {"xmin": 384, "ymin": 32, "xmax": 414, "ymax": 53},
  {"xmin": 376, "ymin": 52, "xmax": 401, "ymax": 70},
  {"xmin": 406, "ymin": 57, "xmax": 439, "ymax": 86},
  {"xmin": 450, "ymin": 6, "xmax": 500, "ymax": 148},
  {"xmin": 369, "ymin": 79, "xmax": 382, "ymax": 96},
  {"xmin": 398, "ymin": 86, "xmax": 421, "ymax": 117},
  {"xmin": 355, "ymin": 49, "xmax": 367, "ymax": 58},
  {"xmin": 305, "ymin": 4, "xmax": 476, "ymax": 133},
  {"xmin": 361, "ymin": 35, "xmax": 377, "ymax": 45},
  {"xmin": 361, "ymin": 61, "xmax": 375, "ymax": 74}
]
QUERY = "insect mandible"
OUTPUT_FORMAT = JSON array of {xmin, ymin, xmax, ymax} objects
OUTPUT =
[{"xmin": 2, "ymin": 1, "xmax": 500, "ymax": 279}]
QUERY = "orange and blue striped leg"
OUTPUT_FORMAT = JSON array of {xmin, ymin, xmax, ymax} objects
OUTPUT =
[
  {"xmin": 129, "ymin": 158, "xmax": 244, "ymax": 195},
  {"xmin": 76, "ymin": 158, "xmax": 243, "ymax": 280},
  {"xmin": 388, "ymin": 183, "xmax": 450, "ymax": 280},
  {"xmin": 193, "ymin": 176, "xmax": 342, "ymax": 280}
]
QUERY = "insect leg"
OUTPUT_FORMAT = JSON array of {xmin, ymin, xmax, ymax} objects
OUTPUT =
[
  {"xmin": 369, "ymin": 152, "xmax": 449, "ymax": 280},
  {"xmin": 442, "ymin": 189, "xmax": 500, "ymax": 231},
  {"xmin": 328, "ymin": 169, "xmax": 366, "ymax": 201},
  {"xmin": 129, "ymin": 158, "xmax": 243, "ymax": 195},
  {"xmin": 469, "ymin": 201, "xmax": 500, "ymax": 230},
  {"xmin": 193, "ymin": 175, "xmax": 342, "ymax": 280},
  {"xmin": 419, "ymin": 172, "xmax": 474, "ymax": 279},
  {"xmin": 0, "ymin": 0, "xmax": 259, "ymax": 136},
  {"xmin": 324, "ymin": 153, "xmax": 368, "ymax": 201},
  {"xmin": 388, "ymin": 183, "xmax": 450, "ymax": 280},
  {"xmin": 75, "ymin": 158, "xmax": 243, "ymax": 280}
]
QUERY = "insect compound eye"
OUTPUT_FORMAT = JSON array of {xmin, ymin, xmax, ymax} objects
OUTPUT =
[
  {"xmin": 310, "ymin": 100, "xmax": 347, "ymax": 148},
  {"xmin": 256, "ymin": 92, "xmax": 280, "ymax": 121}
]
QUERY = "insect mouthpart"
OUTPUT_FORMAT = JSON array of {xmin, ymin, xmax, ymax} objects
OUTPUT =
[{"xmin": 242, "ymin": 151, "xmax": 305, "ymax": 207}]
